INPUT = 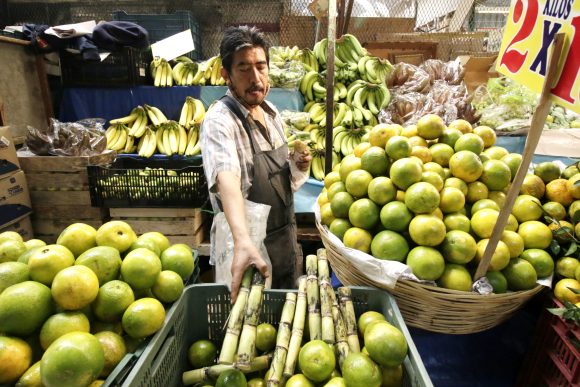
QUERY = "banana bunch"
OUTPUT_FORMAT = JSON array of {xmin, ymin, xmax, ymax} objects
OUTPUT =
[
  {"xmin": 346, "ymin": 80, "xmax": 391, "ymax": 116},
  {"xmin": 109, "ymin": 106, "xmax": 147, "ymax": 137},
  {"xmin": 151, "ymin": 57, "xmax": 174, "ymax": 87},
  {"xmin": 184, "ymin": 126, "xmax": 202, "ymax": 156},
  {"xmin": 358, "ymin": 55, "xmax": 394, "ymax": 85},
  {"xmin": 299, "ymin": 71, "xmax": 324, "ymax": 102},
  {"xmin": 179, "ymin": 96, "xmax": 206, "ymax": 129},
  {"xmin": 136, "ymin": 128, "xmax": 157, "ymax": 158},
  {"xmin": 155, "ymin": 121, "xmax": 188, "ymax": 156},
  {"xmin": 192, "ymin": 56, "xmax": 225, "ymax": 86},
  {"xmin": 105, "ymin": 124, "xmax": 135, "ymax": 153},
  {"xmin": 332, "ymin": 125, "xmax": 371, "ymax": 157},
  {"xmin": 172, "ymin": 56, "xmax": 199, "ymax": 86},
  {"xmin": 269, "ymin": 46, "xmax": 301, "ymax": 67},
  {"xmin": 298, "ymin": 48, "xmax": 319, "ymax": 73},
  {"xmin": 313, "ymin": 38, "xmax": 330, "ymax": 68},
  {"xmin": 304, "ymin": 101, "xmax": 354, "ymax": 128},
  {"xmin": 332, "ymin": 62, "xmax": 359, "ymax": 84},
  {"xmin": 144, "ymin": 104, "xmax": 168, "ymax": 127},
  {"xmin": 335, "ymin": 34, "xmax": 366, "ymax": 66},
  {"xmin": 310, "ymin": 147, "xmax": 341, "ymax": 181}
]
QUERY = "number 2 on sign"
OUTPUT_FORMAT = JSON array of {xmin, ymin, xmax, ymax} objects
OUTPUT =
[{"xmin": 500, "ymin": 0, "xmax": 539, "ymax": 72}]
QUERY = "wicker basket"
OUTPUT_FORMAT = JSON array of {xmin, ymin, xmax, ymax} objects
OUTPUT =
[{"xmin": 316, "ymin": 220, "xmax": 544, "ymax": 334}]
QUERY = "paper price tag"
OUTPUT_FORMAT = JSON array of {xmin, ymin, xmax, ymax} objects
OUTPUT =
[{"xmin": 151, "ymin": 30, "xmax": 195, "ymax": 61}]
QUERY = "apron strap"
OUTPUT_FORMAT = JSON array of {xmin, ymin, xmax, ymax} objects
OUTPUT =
[{"xmin": 220, "ymin": 95, "xmax": 261, "ymax": 155}]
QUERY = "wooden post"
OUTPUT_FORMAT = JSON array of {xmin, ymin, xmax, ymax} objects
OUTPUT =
[
  {"xmin": 324, "ymin": 0, "xmax": 337, "ymax": 174},
  {"xmin": 474, "ymin": 33, "xmax": 565, "ymax": 281},
  {"xmin": 343, "ymin": 0, "xmax": 354, "ymax": 35}
]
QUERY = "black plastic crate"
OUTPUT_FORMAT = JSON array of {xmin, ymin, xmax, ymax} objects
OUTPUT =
[
  {"xmin": 112, "ymin": 10, "xmax": 202, "ymax": 60},
  {"xmin": 88, "ymin": 156, "xmax": 207, "ymax": 208},
  {"xmin": 60, "ymin": 47, "xmax": 151, "ymax": 87}
]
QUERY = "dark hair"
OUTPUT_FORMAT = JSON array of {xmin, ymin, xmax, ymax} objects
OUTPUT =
[{"xmin": 220, "ymin": 25, "xmax": 270, "ymax": 73}]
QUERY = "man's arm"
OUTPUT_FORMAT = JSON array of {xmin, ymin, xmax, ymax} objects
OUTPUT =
[{"xmin": 216, "ymin": 171, "xmax": 269, "ymax": 303}]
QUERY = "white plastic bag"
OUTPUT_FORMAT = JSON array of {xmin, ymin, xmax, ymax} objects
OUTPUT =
[{"xmin": 210, "ymin": 200, "xmax": 273, "ymax": 290}]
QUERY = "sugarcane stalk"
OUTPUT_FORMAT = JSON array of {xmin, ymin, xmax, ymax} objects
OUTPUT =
[
  {"xmin": 338, "ymin": 287, "xmax": 360, "ymax": 353},
  {"xmin": 306, "ymin": 254, "xmax": 321, "ymax": 340},
  {"xmin": 318, "ymin": 249, "xmax": 334, "ymax": 344},
  {"xmin": 283, "ymin": 276, "xmax": 307, "ymax": 378},
  {"xmin": 236, "ymin": 271, "xmax": 266, "ymax": 370},
  {"xmin": 219, "ymin": 267, "xmax": 254, "ymax": 364},
  {"xmin": 267, "ymin": 292, "xmax": 297, "ymax": 387},
  {"xmin": 330, "ymin": 290, "xmax": 350, "ymax": 369},
  {"xmin": 182, "ymin": 354, "xmax": 272, "ymax": 385}
]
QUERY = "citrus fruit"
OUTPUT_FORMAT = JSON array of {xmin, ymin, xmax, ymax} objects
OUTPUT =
[
  {"xmin": 546, "ymin": 178, "xmax": 574, "ymax": 206},
  {"xmin": 371, "ymin": 230, "xmax": 409, "ymax": 262},
  {"xmin": 439, "ymin": 187, "xmax": 465, "ymax": 213},
  {"xmin": 17, "ymin": 360, "xmax": 42, "ymax": 386},
  {"xmin": 406, "ymin": 246, "xmax": 445, "ymax": 280},
  {"xmin": 40, "ymin": 331, "xmax": 104, "ymax": 387},
  {"xmin": 358, "ymin": 311, "xmax": 386, "ymax": 337},
  {"xmin": 554, "ymin": 278, "xmax": 580, "ymax": 303},
  {"xmin": 343, "ymin": 227, "xmax": 372, "ymax": 253},
  {"xmin": 151, "ymin": 270, "xmax": 184, "ymax": 303},
  {"xmin": 92, "ymin": 280, "xmax": 135, "ymax": 322},
  {"xmin": 542, "ymin": 201, "xmax": 567, "ymax": 221},
  {"xmin": 342, "ymin": 352, "xmax": 382, "ymax": 387},
  {"xmin": 448, "ymin": 119, "xmax": 472, "ymax": 134},
  {"xmin": 407, "ymin": 135, "xmax": 428, "ymax": 148},
  {"xmin": 556, "ymin": 257, "xmax": 580, "ymax": 278},
  {"xmin": 339, "ymin": 155, "xmax": 363, "ymax": 182},
  {"xmin": 410, "ymin": 146, "xmax": 432, "ymax": 163},
  {"xmin": 454, "ymin": 133, "xmax": 484, "ymax": 154},
  {"xmin": 367, "ymin": 176, "xmax": 396, "ymax": 206},
  {"xmin": 549, "ymin": 220, "xmax": 575, "ymax": 243},
  {"xmin": 0, "ymin": 336, "xmax": 32, "ymax": 384},
  {"xmin": 285, "ymin": 374, "xmax": 315, "ymax": 387},
  {"xmin": 56, "ymin": 223, "xmax": 97, "ymax": 257},
  {"xmin": 423, "ymin": 161, "xmax": 445, "ymax": 177},
  {"xmin": 28, "ymin": 244, "xmax": 75, "ymax": 286},
  {"xmin": 256, "ymin": 323, "xmax": 277, "ymax": 353},
  {"xmin": 479, "ymin": 160, "xmax": 511, "ymax": 191},
  {"xmin": 473, "ymin": 125, "xmax": 496, "ymax": 147},
  {"xmin": 408, "ymin": 215, "xmax": 446, "ymax": 246},
  {"xmin": 520, "ymin": 174, "xmax": 546, "ymax": 199},
  {"xmin": 320, "ymin": 203, "xmax": 336, "ymax": 226},
  {"xmin": 345, "ymin": 169, "xmax": 373, "ymax": 198},
  {"xmin": 122, "ymin": 298, "xmax": 166, "ymax": 339},
  {"xmin": 502, "ymin": 258, "xmax": 538, "ymax": 291},
  {"xmin": 420, "ymin": 171, "xmax": 444, "ymax": 192},
  {"xmin": 518, "ymin": 220, "xmax": 552, "ymax": 249},
  {"xmin": 318, "ymin": 191, "xmax": 329, "ymax": 206},
  {"xmin": 159, "ymin": 244, "xmax": 195, "ymax": 281},
  {"xmin": 327, "ymin": 181, "xmax": 347, "ymax": 201},
  {"xmin": 470, "ymin": 208, "xmax": 500, "ymax": 239},
  {"xmin": 94, "ymin": 331, "xmax": 126, "ymax": 378},
  {"xmin": 534, "ymin": 161, "xmax": 561, "ymax": 183},
  {"xmin": 360, "ymin": 147, "xmax": 390, "ymax": 180},
  {"xmin": 348, "ymin": 198, "xmax": 379, "ymax": 230},
  {"xmin": 16, "ymin": 245, "xmax": 42, "ymax": 265},
  {"xmin": 39, "ymin": 311, "xmax": 91, "ymax": 350},
  {"xmin": 0, "ymin": 281, "xmax": 53, "ymax": 336},
  {"xmin": 417, "ymin": 114, "xmax": 445, "ymax": 140},
  {"xmin": 74, "ymin": 246, "xmax": 122, "ymax": 286},
  {"xmin": 121, "ymin": 248, "xmax": 162, "ymax": 290},
  {"xmin": 138, "ymin": 231, "xmax": 170, "ymax": 254},
  {"xmin": 568, "ymin": 174, "xmax": 580, "ymax": 199},
  {"xmin": 510, "ymin": 194, "xmax": 543, "ymax": 223},
  {"xmin": 95, "ymin": 221, "xmax": 137, "ymax": 253},
  {"xmin": 329, "ymin": 218, "xmax": 352, "ymax": 241},
  {"xmin": 0, "ymin": 261, "xmax": 29, "ymax": 294},
  {"xmin": 441, "ymin": 230, "xmax": 477, "ymax": 264},
  {"xmin": 449, "ymin": 150, "xmax": 483, "ymax": 183},
  {"xmin": 471, "ymin": 199, "xmax": 500, "ymax": 214},
  {"xmin": 389, "ymin": 157, "xmax": 423, "ymax": 190},
  {"xmin": 570, "ymin": 200, "xmax": 580, "ymax": 220},
  {"xmin": 381, "ymin": 365, "xmax": 403, "ymax": 387},
  {"xmin": 488, "ymin": 191, "xmax": 507, "ymax": 208},
  {"xmin": 466, "ymin": 181, "xmax": 489, "ymax": 203},
  {"xmin": 405, "ymin": 182, "xmax": 440, "ymax": 214},
  {"xmin": 0, "ymin": 231, "xmax": 23, "ymax": 244},
  {"xmin": 501, "ymin": 153, "xmax": 522, "ymax": 178},
  {"xmin": 474, "ymin": 239, "xmax": 511, "ymax": 271},
  {"xmin": 482, "ymin": 146, "xmax": 509, "ymax": 160},
  {"xmin": 0, "ymin": 239, "xmax": 27, "ymax": 263},
  {"xmin": 429, "ymin": 143, "xmax": 455, "ymax": 168},
  {"xmin": 443, "ymin": 213, "xmax": 471, "ymax": 232},
  {"xmin": 299, "ymin": 340, "xmax": 336, "ymax": 382},
  {"xmin": 128, "ymin": 237, "xmax": 161, "ymax": 256},
  {"xmin": 369, "ymin": 124, "xmax": 401, "ymax": 148},
  {"xmin": 562, "ymin": 164, "xmax": 580, "ymax": 179},
  {"xmin": 324, "ymin": 171, "xmax": 342, "ymax": 189},
  {"xmin": 486, "ymin": 271, "xmax": 508, "ymax": 294},
  {"xmin": 353, "ymin": 142, "xmax": 372, "ymax": 158},
  {"xmin": 401, "ymin": 124, "xmax": 417, "ymax": 137},
  {"xmin": 365, "ymin": 320, "xmax": 408, "ymax": 367},
  {"xmin": 438, "ymin": 263, "xmax": 472, "ymax": 291},
  {"xmin": 521, "ymin": 249, "xmax": 554, "ymax": 278},
  {"xmin": 501, "ymin": 230, "xmax": 525, "ymax": 259},
  {"xmin": 439, "ymin": 128, "xmax": 463, "ymax": 147},
  {"xmin": 187, "ymin": 339, "xmax": 217, "ymax": 368},
  {"xmin": 506, "ymin": 214, "xmax": 519, "ymax": 232},
  {"xmin": 324, "ymin": 376, "xmax": 347, "ymax": 387},
  {"xmin": 51, "ymin": 265, "xmax": 99, "ymax": 310},
  {"xmin": 385, "ymin": 136, "xmax": 411, "ymax": 161}
]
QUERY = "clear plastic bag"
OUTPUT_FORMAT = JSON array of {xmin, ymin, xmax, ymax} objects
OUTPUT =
[
  {"xmin": 269, "ymin": 61, "xmax": 307, "ymax": 89},
  {"xmin": 387, "ymin": 62, "xmax": 431, "ymax": 93},
  {"xmin": 210, "ymin": 200, "xmax": 273, "ymax": 290},
  {"xmin": 24, "ymin": 118, "xmax": 107, "ymax": 156},
  {"xmin": 420, "ymin": 59, "xmax": 465, "ymax": 85}
]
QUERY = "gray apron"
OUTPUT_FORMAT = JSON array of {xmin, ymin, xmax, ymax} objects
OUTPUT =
[{"xmin": 221, "ymin": 96, "xmax": 298, "ymax": 289}]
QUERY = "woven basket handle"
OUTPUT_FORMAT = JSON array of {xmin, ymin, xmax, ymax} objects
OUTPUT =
[{"xmin": 474, "ymin": 33, "xmax": 565, "ymax": 280}]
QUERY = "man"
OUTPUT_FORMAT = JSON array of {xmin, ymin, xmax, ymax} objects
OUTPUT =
[{"xmin": 201, "ymin": 26, "xmax": 311, "ymax": 302}]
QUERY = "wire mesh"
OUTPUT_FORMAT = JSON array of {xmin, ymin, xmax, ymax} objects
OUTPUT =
[{"xmin": 3, "ymin": 0, "xmax": 511, "ymax": 60}]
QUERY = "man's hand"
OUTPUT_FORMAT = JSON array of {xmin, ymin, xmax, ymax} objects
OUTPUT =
[
  {"xmin": 291, "ymin": 141, "xmax": 312, "ymax": 172},
  {"xmin": 230, "ymin": 236, "xmax": 269, "ymax": 303}
]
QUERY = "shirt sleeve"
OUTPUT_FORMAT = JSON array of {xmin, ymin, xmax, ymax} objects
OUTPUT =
[{"xmin": 200, "ymin": 104, "xmax": 242, "ymax": 194}]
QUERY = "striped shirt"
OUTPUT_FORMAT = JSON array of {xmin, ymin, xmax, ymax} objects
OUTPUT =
[{"xmin": 200, "ymin": 90, "xmax": 308, "ymax": 213}]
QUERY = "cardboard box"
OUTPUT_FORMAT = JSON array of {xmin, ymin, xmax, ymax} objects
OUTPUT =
[
  {"xmin": 0, "ymin": 126, "xmax": 21, "ymax": 179},
  {"xmin": 458, "ymin": 55, "xmax": 498, "ymax": 93},
  {"xmin": 0, "ymin": 214, "xmax": 33, "ymax": 241},
  {"xmin": 0, "ymin": 170, "xmax": 32, "ymax": 226},
  {"xmin": 536, "ymin": 129, "xmax": 580, "ymax": 157}
]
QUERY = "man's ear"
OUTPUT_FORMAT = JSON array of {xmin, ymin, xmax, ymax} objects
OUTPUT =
[{"xmin": 221, "ymin": 68, "xmax": 230, "ymax": 85}]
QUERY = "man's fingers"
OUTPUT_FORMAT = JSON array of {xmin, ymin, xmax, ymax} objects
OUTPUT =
[
  {"xmin": 253, "ymin": 257, "xmax": 270, "ymax": 279},
  {"xmin": 230, "ymin": 266, "xmax": 245, "ymax": 304}
]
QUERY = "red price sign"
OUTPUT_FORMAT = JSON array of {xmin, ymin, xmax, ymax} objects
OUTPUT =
[{"xmin": 497, "ymin": 0, "xmax": 580, "ymax": 113}]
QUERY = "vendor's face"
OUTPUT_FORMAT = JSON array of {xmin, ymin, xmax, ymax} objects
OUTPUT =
[{"xmin": 222, "ymin": 46, "xmax": 270, "ymax": 108}]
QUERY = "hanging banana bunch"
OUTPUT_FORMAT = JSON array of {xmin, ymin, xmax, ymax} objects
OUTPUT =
[
  {"xmin": 151, "ymin": 57, "xmax": 174, "ymax": 87},
  {"xmin": 179, "ymin": 96, "xmax": 206, "ymax": 129},
  {"xmin": 172, "ymin": 56, "xmax": 199, "ymax": 86}
]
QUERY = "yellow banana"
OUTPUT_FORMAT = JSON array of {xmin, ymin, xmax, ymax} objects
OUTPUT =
[
  {"xmin": 178, "ymin": 125, "xmax": 187, "ymax": 155},
  {"xmin": 156, "ymin": 127, "xmax": 166, "ymax": 155}
]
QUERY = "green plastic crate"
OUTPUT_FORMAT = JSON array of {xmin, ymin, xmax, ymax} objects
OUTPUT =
[{"xmin": 117, "ymin": 284, "xmax": 432, "ymax": 387}]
